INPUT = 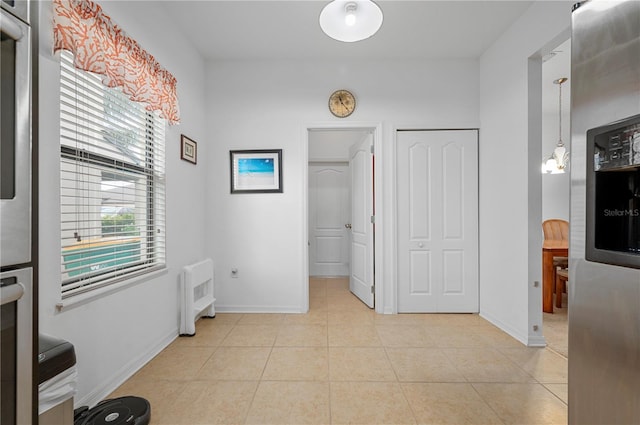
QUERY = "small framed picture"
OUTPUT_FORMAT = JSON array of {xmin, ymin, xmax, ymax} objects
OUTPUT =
[
  {"xmin": 181, "ymin": 134, "xmax": 197, "ymax": 164},
  {"xmin": 230, "ymin": 149, "xmax": 283, "ymax": 194}
]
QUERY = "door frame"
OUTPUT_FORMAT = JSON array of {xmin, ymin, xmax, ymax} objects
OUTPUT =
[
  {"xmin": 391, "ymin": 127, "xmax": 480, "ymax": 314},
  {"xmin": 394, "ymin": 129, "xmax": 480, "ymax": 313},
  {"xmin": 302, "ymin": 122, "xmax": 383, "ymax": 313}
]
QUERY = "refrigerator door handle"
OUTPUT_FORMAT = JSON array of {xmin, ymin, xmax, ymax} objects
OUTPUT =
[
  {"xmin": 0, "ymin": 12, "xmax": 24, "ymax": 41},
  {"xmin": 0, "ymin": 281, "xmax": 25, "ymax": 305}
]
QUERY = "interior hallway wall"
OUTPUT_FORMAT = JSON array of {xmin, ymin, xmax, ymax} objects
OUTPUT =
[
  {"xmin": 478, "ymin": 0, "xmax": 573, "ymax": 344},
  {"xmin": 204, "ymin": 59, "xmax": 480, "ymax": 313},
  {"xmin": 37, "ymin": 0, "xmax": 208, "ymax": 406}
]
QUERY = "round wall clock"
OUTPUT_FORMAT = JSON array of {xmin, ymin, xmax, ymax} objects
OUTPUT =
[{"xmin": 329, "ymin": 89, "xmax": 356, "ymax": 118}]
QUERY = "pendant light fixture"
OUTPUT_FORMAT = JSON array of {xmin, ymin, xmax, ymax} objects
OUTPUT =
[
  {"xmin": 319, "ymin": 0, "xmax": 383, "ymax": 43},
  {"xmin": 542, "ymin": 77, "xmax": 569, "ymax": 174}
]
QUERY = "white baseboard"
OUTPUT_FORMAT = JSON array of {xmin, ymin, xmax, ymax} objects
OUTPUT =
[
  {"xmin": 479, "ymin": 310, "xmax": 528, "ymax": 346},
  {"xmin": 527, "ymin": 335, "xmax": 547, "ymax": 347},
  {"xmin": 74, "ymin": 328, "xmax": 177, "ymax": 408},
  {"xmin": 479, "ymin": 311, "xmax": 548, "ymax": 347},
  {"xmin": 215, "ymin": 305, "xmax": 303, "ymax": 313}
]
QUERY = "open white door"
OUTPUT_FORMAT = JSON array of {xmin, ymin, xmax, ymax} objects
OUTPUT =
[
  {"xmin": 397, "ymin": 130, "xmax": 478, "ymax": 313},
  {"xmin": 349, "ymin": 133, "xmax": 374, "ymax": 308}
]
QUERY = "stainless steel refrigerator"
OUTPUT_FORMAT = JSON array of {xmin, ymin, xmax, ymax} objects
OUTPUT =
[
  {"xmin": 570, "ymin": 0, "xmax": 640, "ymax": 423},
  {"xmin": 1, "ymin": 0, "xmax": 35, "ymax": 423}
]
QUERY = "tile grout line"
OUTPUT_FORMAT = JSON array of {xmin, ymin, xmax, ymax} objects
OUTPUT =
[
  {"xmin": 438, "ymin": 345, "xmax": 472, "ymax": 385},
  {"xmin": 468, "ymin": 382, "xmax": 509, "ymax": 425},
  {"xmin": 381, "ymin": 340, "xmax": 420, "ymax": 424},
  {"xmin": 541, "ymin": 382, "xmax": 569, "ymax": 406},
  {"xmin": 545, "ymin": 344, "xmax": 568, "ymax": 360},
  {"xmin": 324, "ymin": 280, "xmax": 334, "ymax": 423},
  {"xmin": 318, "ymin": 278, "xmax": 335, "ymax": 425},
  {"xmin": 241, "ymin": 325, "xmax": 277, "ymax": 425},
  {"xmin": 396, "ymin": 380, "xmax": 420, "ymax": 425}
]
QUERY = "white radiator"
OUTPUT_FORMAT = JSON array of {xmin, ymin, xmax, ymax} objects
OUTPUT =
[{"xmin": 179, "ymin": 258, "xmax": 215, "ymax": 336}]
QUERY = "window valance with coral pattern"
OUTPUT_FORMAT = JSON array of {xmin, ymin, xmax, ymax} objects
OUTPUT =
[{"xmin": 53, "ymin": 0, "xmax": 180, "ymax": 125}]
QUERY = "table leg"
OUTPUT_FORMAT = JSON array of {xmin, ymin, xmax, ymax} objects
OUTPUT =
[
  {"xmin": 556, "ymin": 274, "xmax": 564, "ymax": 308},
  {"xmin": 542, "ymin": 250, "xmax": 554, "ymax": 313}
]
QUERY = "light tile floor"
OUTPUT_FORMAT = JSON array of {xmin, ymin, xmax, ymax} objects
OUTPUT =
[
  {"xmin": 110, "ymin": 277, "xmax": 568, "ymax": 424},
  {"xmin": 543, "ymin": 292, "xmax": 568, "ymax": 358}
]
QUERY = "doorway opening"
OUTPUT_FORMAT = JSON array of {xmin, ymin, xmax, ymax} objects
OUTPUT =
[
  {"xmin": 306, "ymin": 127, "xmax": 376, "ymax": 310},
  {"xmin": 540, "ymin": 38, "xmax": 571, "ymax": 358}
]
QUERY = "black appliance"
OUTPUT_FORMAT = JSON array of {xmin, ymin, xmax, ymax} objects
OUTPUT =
[
  {"xmin": 586, "ymin": 113, "xmax": 640, "ymax": 268},
  {"xmin": 38, "ymin": 334, "xmax": 77, "ymax": 385},
  {"xmin": 74, "ymin": 397, "xmax": 151, "ymax": 425}
]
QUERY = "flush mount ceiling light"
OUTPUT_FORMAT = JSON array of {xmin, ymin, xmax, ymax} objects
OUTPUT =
[
  {"xmin": 542, "ymin": 77, "xmax": 570, "ymax": 174},
  {"xmin": 319, "ymin": 0, "xmax": 383, "ymax": 43}
]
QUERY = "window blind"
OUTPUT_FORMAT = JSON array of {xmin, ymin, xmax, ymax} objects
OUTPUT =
[{"xmin": 60, "ymin": 50, "xmax": 166, "ymax": 298}]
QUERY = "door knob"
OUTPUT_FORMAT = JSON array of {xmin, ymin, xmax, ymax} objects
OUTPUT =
[
  {"xmin": 418, "ymin": 242, "xmax": 424, "ymax": 248},
  {"xmin": 345, "ymin": 224, "xmax": 352, "ymax": 229}
]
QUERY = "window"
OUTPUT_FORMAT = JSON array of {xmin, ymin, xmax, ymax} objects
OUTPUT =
[{"xmin": 60, "ymin": 51, "xmax": 166, "ymax": 298}]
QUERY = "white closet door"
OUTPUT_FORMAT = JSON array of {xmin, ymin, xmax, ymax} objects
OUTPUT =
[{"xmin": 397, "ymin": 130, "xmax": 478, "ymax": 312}]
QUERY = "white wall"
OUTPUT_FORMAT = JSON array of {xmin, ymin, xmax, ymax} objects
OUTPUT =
[
  {"xmin": 308, "ymin": 129, "xmax": 369, "ymax": 162},
  {"xmin": 205, "ymin": 59, "xmax": 479, "ymax": 313},
  {"xmin": 37, "ymin": 1, "xmax": 208, "ymax": 406},
  {"xmin": 542, "ymin": 39, "xmax": 571, "ymax": 222},
  {"xmin": 478, "ymin": 1, "xmax": 573, "ymax": 344}
]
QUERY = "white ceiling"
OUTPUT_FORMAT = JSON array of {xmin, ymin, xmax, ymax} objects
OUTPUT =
[{"xmin": 162, "ymin": 1, "xmax": 535, "ymax": 61}]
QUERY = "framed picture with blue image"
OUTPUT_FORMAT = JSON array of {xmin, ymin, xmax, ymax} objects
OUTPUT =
[{"xmin": 230, "ymin": 149, "xmax": 283, "ymax": 194}]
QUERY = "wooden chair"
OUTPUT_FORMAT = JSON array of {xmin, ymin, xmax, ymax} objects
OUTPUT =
[
  {"xmin": 542, "ymin": 219, "xmax": 569, "ymax": 241},
  {"xmin": 543, "ymin": 219, "xmax": 569, "ymax": 310},
  {"xmin": 556, "ymin": 267, "xmax": 569, "ymax": 308}
]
